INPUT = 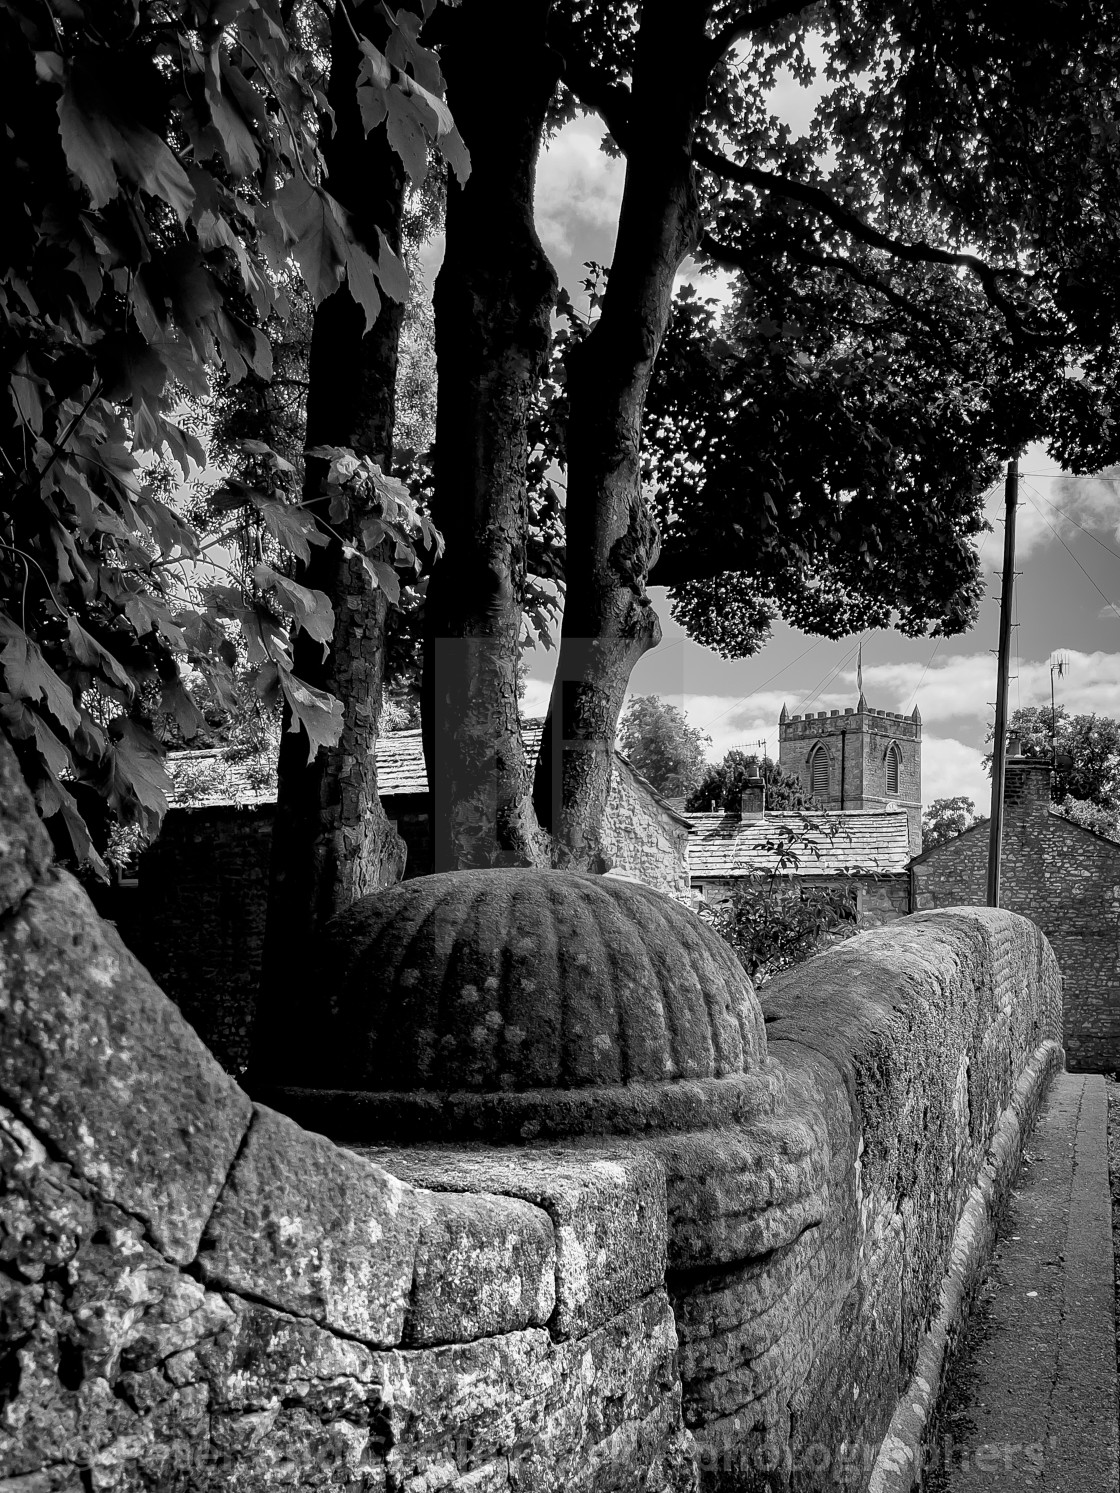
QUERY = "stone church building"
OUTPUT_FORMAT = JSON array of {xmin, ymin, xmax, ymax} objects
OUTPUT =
[
  {"xmin": 777, "ymin": 692, "xmax": 923, "ymax": 857},
  {"xmin": 687, "ymin": 693, "xmax": 919, "ymax": 922}
]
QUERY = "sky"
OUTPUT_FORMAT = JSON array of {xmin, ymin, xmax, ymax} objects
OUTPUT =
[{"xmin": 420, "ymin": 67, "xmax": 1120, "ymax": 817}]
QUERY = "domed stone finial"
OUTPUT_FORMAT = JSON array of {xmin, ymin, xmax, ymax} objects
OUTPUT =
[{"xmin": 277, "ymin": 869, "xmax": 780, "ymax": 1142}]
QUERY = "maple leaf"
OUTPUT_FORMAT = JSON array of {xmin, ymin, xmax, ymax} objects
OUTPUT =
[
  {"xmin": 107, "ymin": 718, "xmax": 172, "ymax": 821},
  {"xmin": 35, "ymin": 771, "xmax": 109, "ymax": 880},
  {"xmin": 386, "ymin": 88, "xmax": 431, "ymax": 186},
  {"xmin": 254, "ymin": 564, "xmax": 336, "ymax": 644},
  {"xmin": 278, "ymin": 665, "xmax": 345, "ymax": 758},
  {"xmin": 67, "ymin": 617, "xmax": 134, "ymax": 695},
  {"xmin": 376, "ymin": 229, "xmax": 410, "ymax": 303},
  {"xmin": 0, "ymin": 695, "xmax": 74, "ymax": 781},
  {"xmin": 273, "ymin": 177, "xmax": 347, "ymax": 305},
  {"xmin": 343, "ymin": 240, "xmax": 383, "ymax": 332},
  {"xmin": 0, "ymin": 616, "xmax": 81, "ymax": 734},
  {"xmin": 58, "ymin": 75, "xmax": 194, "ymax": 221},
  {"xmin": 343, "ymin": 543, "xmax": 401, "ymax": 604},
  {"xmin": 259, "ymin": 500, "xmax": 330, "ymax": 564}
]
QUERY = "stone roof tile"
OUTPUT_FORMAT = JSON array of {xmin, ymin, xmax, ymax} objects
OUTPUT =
[{"xmin": 686, "ymin": 809, "xmax": 912, "ymax": 878}]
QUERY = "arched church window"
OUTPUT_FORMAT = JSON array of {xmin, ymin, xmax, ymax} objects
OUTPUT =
[
  {"xmin": 809, "ymin": 744, "xmax": 830, "ymax": 797},
  {"xmin": 886, "ymin": 742, "xmax": 901, "ymax": 796}
]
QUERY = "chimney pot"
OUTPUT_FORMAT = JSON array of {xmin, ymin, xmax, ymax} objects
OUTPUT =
[{"xmin": 741, "ymin": 774, "xmax": 766, "ymax": 820}]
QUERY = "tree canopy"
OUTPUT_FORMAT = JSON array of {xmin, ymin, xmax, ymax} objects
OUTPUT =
[
  {"xmin": 8, "ymin": 0, "xmax": 1120, "ymax": 897},
  {"xmin": 616, "ymin": 694, "xmax": 708, "ymax": 798},
  {"xmin": 0, "ymin": 0, "xmax": 463, "ymax": 872},
  {"xmin": 686, "ymin": 749, "xmax": 813, "ymax": 815},
  {"xmin": 989, "ymin": 705, "xmax": 1120, "ymax": 814},
  {"xmin": 921, "ymin": 796, "xmax": 984, "ymax": 852}
]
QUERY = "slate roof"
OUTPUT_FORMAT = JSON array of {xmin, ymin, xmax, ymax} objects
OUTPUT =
[
  {"xmin": 686, "ymin": 808, "xmax": 912, "ymax": 879},
  {"xmin": 166, "ymin": 722, "xmax": 693, "ymax": 829},
  {"xmin": 375, "ymin": 728, "xmax": 428, "ymax": 795}
]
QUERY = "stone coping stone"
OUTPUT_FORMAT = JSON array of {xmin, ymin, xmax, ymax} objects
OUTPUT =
[
  {"xmin": 405, "ymin": 1187, "xmax": 556, "ymax": 1346},
  {"xmin": 356, "ymin": 1144, "xmax": 667, "ymax": 1340},
  {"xmin": 647, "ymin": 1068, "xmax": 831, "ymax": 1270},
  {"xmin": 197, "ymin": 1103, "xmax": 419, "ymax": 1347},
  {"xmin": 267, "ymin": 1059, "xmax": 789, "ymax": 1144},
  {"xmin": 0, "ymin": 871, "xmax": 252, "ymax": 1265}
]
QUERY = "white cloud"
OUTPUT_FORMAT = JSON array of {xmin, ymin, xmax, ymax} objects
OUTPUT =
[
  {"xmin": 535, "ymin": 120, "xmax": 626, "ymax": 262},
  {"xmin": 856, "ymin": 649, "xmax": 1120, "ymax": 727},
  {"xmin": 521, "ymin": 677, "xmax": 553, "ymax": 721},
  {"xmin": 678, "ymin": 691, "xmax": 788, "ymax": 762},
  {"xmin": 921, "ymin": 736, "xmax": 989, "ymax": 810}
]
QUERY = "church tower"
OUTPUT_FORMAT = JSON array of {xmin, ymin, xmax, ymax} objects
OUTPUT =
[{"xmin": 777, "ymin": 695, "xmax": 922, "ymax": 857}]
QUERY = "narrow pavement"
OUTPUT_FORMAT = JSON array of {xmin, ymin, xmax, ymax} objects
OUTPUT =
[{"xmin": 925, "ymin": 1072, "xmax": 1118, "ymax": 1491}]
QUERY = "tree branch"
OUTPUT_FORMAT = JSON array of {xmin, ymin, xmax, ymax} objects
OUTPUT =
[
  {"xmin": 692, "ymin": 140, "xmax": 1044, "ymax": 334},
  {"xmin": 698, "ymin": 230, "xmax": 960, "ymax": 351},
  {"xmin": 553, "ymin": 46, "xmax": 633, "ymax": 150},
  {"xmin": 707, "ymin": 2, "xmax": 817, "ymax": 64}
]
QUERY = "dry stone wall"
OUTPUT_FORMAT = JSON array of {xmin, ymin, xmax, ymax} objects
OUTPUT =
[{"xmin": 0, "ymin": 736, "xmax": 1062, "ymax": 1492}]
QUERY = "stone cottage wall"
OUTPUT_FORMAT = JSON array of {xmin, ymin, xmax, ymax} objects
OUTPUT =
[
  {"xmin": 694, "ymin": 872, "xmax": 909, "ymax": 929},
  {"xmin": 913, "ymin": 758, "xmax": 1120, "ymax": 1072},
  {"xmin": 104, "ymin": 803, "xmax": 275, "ymax": 1074},
  {"xmin": 1, "ymin": 734, "xmax": 1062, "ymax": 1493},
  {"xmin": 599, "ymin": 765, "xmax": 691, "ymax": 900}
]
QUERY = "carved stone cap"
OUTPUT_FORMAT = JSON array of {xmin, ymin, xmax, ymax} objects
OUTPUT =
[{"xmin": 276, "ymin": 868, "xmax": 770, "ymax": 1138}]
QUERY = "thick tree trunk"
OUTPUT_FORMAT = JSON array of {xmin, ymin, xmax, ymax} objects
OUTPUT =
[
  {"xmin": 534, "ymin": 2, "xmax": 709, "ymax": 866},
  {"xmin": 422, "ymin": 0, "xmax": 558, "ymax": 871},
  {"xmin": 254, "ymin": 3, "xmax": 407, "ymax": 1080}
]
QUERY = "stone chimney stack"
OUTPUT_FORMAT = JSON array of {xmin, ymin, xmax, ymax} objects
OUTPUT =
[
  {"xmin": 741, "ymin": 774, "xmax": 766, "ymax": 820},
  {"xmin": 1004, "ymin": 743, "xmax": 1051, "ymax": 821}
]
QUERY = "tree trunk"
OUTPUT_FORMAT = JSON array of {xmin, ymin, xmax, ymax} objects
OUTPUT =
[
  {"xmin": 534, "ymin": 2, "xmax": 709, "ymax": 866},
  {"xmin": 422, "ymin": 0, "xmax": 557, "ymax": 872},
  {"xmin": 254, "ymin": 2, "xmax": 408, "ymax": 1081}
]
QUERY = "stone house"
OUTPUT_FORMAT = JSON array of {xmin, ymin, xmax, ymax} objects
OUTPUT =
[
  {"xmin": 374, "ymin": 724, "xmax": 692, "ymax": 897},
  {"xmin": 102, "ymin": 726, "xmax": 691, "ymax": 1072},
  {"xmin": 687, "ymin": 780, "xmax": 912, "ymax": 927},
  {"xmin": 912, "ymin": 751, "xmax": 1120, "ymax": 1072},
  {"xmin": 684, "ymin": 692, "xmax": 919, "ymax": 922}
]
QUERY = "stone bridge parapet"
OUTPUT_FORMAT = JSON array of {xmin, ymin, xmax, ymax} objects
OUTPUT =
[{"xmin": 0, "ymin": 736, "xmax": 1062, "ymax": 1492}]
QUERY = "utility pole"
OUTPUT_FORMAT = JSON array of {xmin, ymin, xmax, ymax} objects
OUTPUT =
[{"xmin": 987, "ymin": 457, "xmax": 1019, "ymax": 907}]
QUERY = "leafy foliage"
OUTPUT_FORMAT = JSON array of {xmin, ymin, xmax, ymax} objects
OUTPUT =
[
  {"xmin": 921, "ymin": 796, "xmax": 984, "ymax": 852},
  {"xmin": 616, "ymin": 694, "xmax": 708, "ymax": 798},
  {"xmin": 701, "ymin": 878, "xmax": 858, "ymax": 987},
  {"xmin": 987, "ymin": 706, "xmax": 1120, "ymax": 812},
  {"xmin": 686, "ymin": 750, "xmax": 813, "ymax": 814},
  {"xmin": 1, "ymin": 0, "xmax": 462, "ymax": 869},
  {"xmin": 646, "ymin": 280, "xmax": 1010, "ymax": 655},
  {"xmin": 1054, "ymin": 794, "xmax": 1120, "ymax": 842}
]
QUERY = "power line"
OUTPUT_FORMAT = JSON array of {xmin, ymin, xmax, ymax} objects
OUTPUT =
[
  {"xmin": 1019, "ymin": 478, "xmax": 1120, "ymax": 565},
  {"xmin": 797, "ymin": 634, "xmax": 865, "ymax": 714},
  {"xmin": 1020, "ymin": 487, "xmax": 1120, "ymax": 628},
  {"xmin": 906, "ymin": 637, "xmax": 941, "ymax": 712},
  {"xmin": 699, "ymin": 636, "xmax": 823, "ymax": 729}
]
